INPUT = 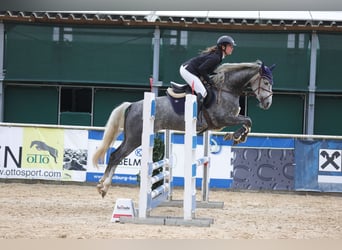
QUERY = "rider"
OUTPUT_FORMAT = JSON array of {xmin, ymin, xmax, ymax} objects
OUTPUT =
[{"xmin": 179, "ymin": 35, "xmax": 236, "ymax": 109}]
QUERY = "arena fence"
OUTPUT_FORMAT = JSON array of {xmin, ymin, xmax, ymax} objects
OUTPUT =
[{"xmin": 1, "ymin": 121, "xmax": 341, "ymax": 193}]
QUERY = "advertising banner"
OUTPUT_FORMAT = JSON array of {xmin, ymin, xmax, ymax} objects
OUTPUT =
[
  {"xmin": 62, "ymin": 129, "xmax": 88, "ymax": 181},
  {"xmin": 0, "ymin": 126, "xmax": 88, "ymax": 182},
  {"xmin": 295, "ymin": 139, "xmax": 342, "ymax": 192},
  {"xmin": 0, "ymin": 127, "xmax": 23, "ymax": 173},
  {"xmin": 86, "ymin": 130, "xmax": 140, "ymax": 185},
  {"xmin": 2, "ymin": 124, "xmax": 342, "ymax": 193},
  {"xmin": 86, "ymin": 130, "xmax": 234, "ymax": 188},
  {"xmin": 230, "ymin": 136, "xmax": 295, "ymax": 191},
  {"xmin": 171, "ymin": 132, "xmax": 233, "ymax": 188}
]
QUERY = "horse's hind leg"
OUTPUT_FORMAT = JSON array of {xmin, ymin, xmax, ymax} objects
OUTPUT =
[
  {"xmin": 97, "ymin": 137, "xmax": 141, "ymax": 198},
  {"xmin": 97, "ymin": 164, "xmax": 116, "ymax": 198},
  {"xmin": 97, "ymin": 101, "xmax": 143, "ymax": 198}
]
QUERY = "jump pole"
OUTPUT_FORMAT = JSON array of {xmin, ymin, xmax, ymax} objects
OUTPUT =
[
  {"xmin": 120, "ymin": 92, "xmax": 213, "ymax": 226},
  {"xmin": 183, "ymin": 94, "xmax": 222, "ymax": 220},
  {"xmin": 138, "ymin": 92, "xmax": 171, "ymax": 219},
  {"xmin": 160, "ymin": 97, "xmax": 224, "ymax": 210},
  {"xmin": 202, "ymin": 130, "xmax": 210, "ymax": 202},
  {"xmin": 184, "ymin": 95, "xmax": 223, "ymax": 210},
  {"xmin": 183, "ymin": 94, "xmax": 198, "ymax": 220},
  {"xmin": 138, "ymin": 91, "xmax": 156, "ymax": 218}
]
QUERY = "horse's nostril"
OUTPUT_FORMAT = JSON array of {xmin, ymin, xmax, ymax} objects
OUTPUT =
[{"xmin": 261, "ymin": 102, "xmax": 270, "ymax": 110}]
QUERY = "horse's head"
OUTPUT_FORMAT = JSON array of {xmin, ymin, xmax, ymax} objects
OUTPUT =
[{"xmin": 250, "ymin": 62, "xmax": 276, "ymax": 110}]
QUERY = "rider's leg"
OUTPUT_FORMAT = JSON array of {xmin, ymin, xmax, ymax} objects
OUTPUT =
[
  {"xmin": 179, "ymin": 65, "xmax": 208, "ymax": 129},
  {"xmin": 203, "ymin": 85, "xmax": 212, "ymax": 108},
  {"xmin": 179, "ymin": 65, "xmax": 207, "ymax": 98},
  {"xmin": 196, "ymin": 92, "xmax": 204, "ymax": 112}
]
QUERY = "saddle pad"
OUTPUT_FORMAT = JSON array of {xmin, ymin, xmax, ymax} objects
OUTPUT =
[
  {"xmin": 166, "ymin": 87, "xmax": 186, "ymax": 98},
  {"xmin": 166, "ymin": 89, "xmax": 186, "ymax": 115}
]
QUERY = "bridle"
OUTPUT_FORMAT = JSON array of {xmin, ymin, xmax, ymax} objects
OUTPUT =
[
  {"xmin": 250, "ymin": 70, "xmax": 273, "ymax": 104},
  {"xmin": 211, "ymin": 65, "xmax": 274, "ymax": 105}
]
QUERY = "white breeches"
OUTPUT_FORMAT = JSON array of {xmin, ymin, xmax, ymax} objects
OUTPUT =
[{"xmin": 179, "ymin": 65, "xmax": 207, "ymax": 98}]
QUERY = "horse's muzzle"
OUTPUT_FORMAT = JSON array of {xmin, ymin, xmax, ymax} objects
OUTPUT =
[{"xmin": 259, "ymin": 100, "xmax": 271, "ymax": 110}]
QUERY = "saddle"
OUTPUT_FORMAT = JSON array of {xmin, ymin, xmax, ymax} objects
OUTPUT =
[
  {"xmin": 167, "ymin": 82, "xmax": 215, "ymax": 108},
  {"xmin": 166, "ymin": 82, "xmax": 216, "ymax": 132},
  {"xmin": 165, "ymin": 82, "xmax": 189, "ymax": 115}
]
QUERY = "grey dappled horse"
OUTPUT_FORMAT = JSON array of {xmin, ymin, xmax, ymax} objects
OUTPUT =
[{"xmin": 93, "ymin": 60, "xmax": 275, "ymax": 197}]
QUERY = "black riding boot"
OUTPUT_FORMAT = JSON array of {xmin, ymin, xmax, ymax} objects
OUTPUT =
[
  {"xmin": 197, "ymin": 93, "xmax": 204, "ymax": 113},
  {"xmin": 196, "ymin": 93, "xmax": 209, "ymax": 132}
]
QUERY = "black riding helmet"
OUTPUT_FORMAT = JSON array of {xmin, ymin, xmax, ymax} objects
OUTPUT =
[{"xmin": 217, "ymin": 35, "xmax": 237, "ymax": 47}]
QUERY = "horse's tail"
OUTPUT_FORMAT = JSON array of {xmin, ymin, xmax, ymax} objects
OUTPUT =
[{"xmin": 92, "ymin": 102, "xmax": 131, "ymax": 168}]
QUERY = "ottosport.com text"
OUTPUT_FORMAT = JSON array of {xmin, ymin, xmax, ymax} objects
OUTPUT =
[{"xmin": 0, "ymin": 168, "xmax": 62, "ymax": 179}]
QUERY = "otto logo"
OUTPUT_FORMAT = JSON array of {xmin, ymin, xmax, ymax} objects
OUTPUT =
[
  {"xmin": 26, "ymin": 154, "xmax": 50, "ymax": 164},
  {"xmin": 29, "ymin": 141, "xmax": 58, "ymax": 164}
]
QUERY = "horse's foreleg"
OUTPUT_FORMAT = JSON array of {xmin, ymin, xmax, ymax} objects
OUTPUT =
[
  {"xmin": 232, "ymin": 125, "xmax": 251, "ymax": 145},
  {"xmin": 239, "ymin": 125, "xmax": 251, "ymax": 143},
  {"xmin": 223, "ymin": 115, "xmax": 252, "ymax": 144}
]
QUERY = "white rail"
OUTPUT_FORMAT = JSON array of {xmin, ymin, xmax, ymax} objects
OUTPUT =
[{"xmin": 1, "ymin": 122, "xmax": 341, "ymax": 140}]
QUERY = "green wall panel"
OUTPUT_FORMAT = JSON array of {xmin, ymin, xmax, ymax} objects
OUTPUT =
[
  {"xmin": 93, "ymin": 88, "xmax": 146, "ymax": 126},
  {"xmin": 314, "ymin": 95, "xmax": 342, "ymax": 135},
  {"xmin": 159, "ymin": 30, "xmax": 310, "ymax": 91},
  {"xmin": 4, "ymin": 24, "xmax": 154, "ymax": 85},
  {"xmin": 4, "ymin": 24, "xmax": 313, "ymax": 92},
  {"xmin": 60, "ymin": 112, "xmax": 91, "ymax": 126},
  {"xmin": 3, "ymin": 23, "xmax": 341, "ymax": 136},
  {"xmin": 316, "ymin": 34, "xmax": 342, "ymax": 92},
  {"xmin": 247, "ymin": 94, "xmax": 305, "ymax": 134},
  {"xmin": 4, "ymin": 85, "xmax": 58, "ymax": 124}
]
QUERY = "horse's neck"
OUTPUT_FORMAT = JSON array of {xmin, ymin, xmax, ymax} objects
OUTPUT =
[{"xmin": 215, "ymin": 67, "xmax": 259, "ymax": 95}]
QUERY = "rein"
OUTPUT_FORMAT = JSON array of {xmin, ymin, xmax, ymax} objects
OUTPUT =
[
  {"xmin": 251, "ymin": 74, "xmax": 273, "ymax": 103},
  {"xmin": 212, "ymin": 70, "xmax": 273, "ymax": 104}
]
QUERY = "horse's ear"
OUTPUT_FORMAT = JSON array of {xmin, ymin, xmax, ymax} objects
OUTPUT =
[
  {"xmin": 261, "ymin": 62, "xmax": 265, "ymax": 71},
  {"xmin": 269, "ymin": 64, "xmax": 276, "ymax": 71}
]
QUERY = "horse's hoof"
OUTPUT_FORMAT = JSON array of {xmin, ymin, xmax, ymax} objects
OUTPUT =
[
  {"xmin": 243, "ymin": 125, "xmax": 251, "ymax": 133},
  {"xmin": 97, "ymin": 187, "xmax": 107, "ymax": 198},
  {"xmin": 233, "ymin": 133, "xmax": 241, "ymax": 142},
  {"xmin": 100, "ymin": 190, "xmax": 107, "ymax": 198},
  {"xmin": 240, "ymin": 134, "xmax": 248, "ymax": 143},
  {"xmin": 96, "ymin": 184, "xmax": 105, "ymax": 196},
  {"xmin": 223, "ymin": 133, "xmax": 233, "ymax": 141}
]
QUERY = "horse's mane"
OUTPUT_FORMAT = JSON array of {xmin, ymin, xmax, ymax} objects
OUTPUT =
[
  {"xmin": 215, "ymin": 60, "xmax": 262, "ymax": 74},
  {"xmin": 212, "ymin": 60, "xmax": 262, "ymax": 84}
]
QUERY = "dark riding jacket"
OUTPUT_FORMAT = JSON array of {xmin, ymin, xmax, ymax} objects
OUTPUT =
[{"xmin": 183, "ymin": 49, "xmax": 223, "ymax": 84}]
